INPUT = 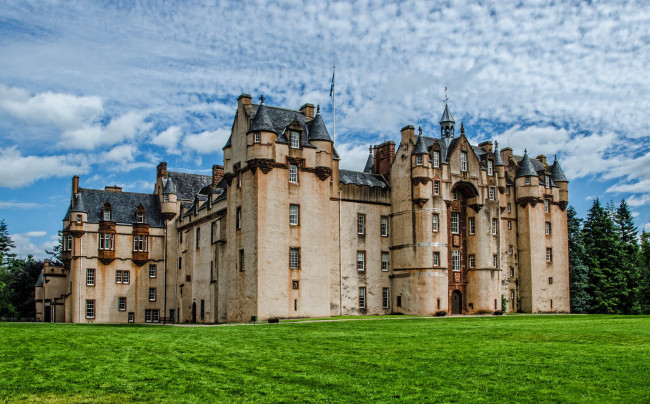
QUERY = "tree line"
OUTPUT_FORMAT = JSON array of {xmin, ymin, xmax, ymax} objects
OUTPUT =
[{"xmin": 569, "ymin": 199, "xmax": 650, "ymax": 314}]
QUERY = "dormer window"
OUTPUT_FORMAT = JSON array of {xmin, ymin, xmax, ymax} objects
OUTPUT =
[
  {"xmin": 290, "ymin": 131, "xmax": 300, "ymax": 149},
  {"xmin": 254, "ymin": 132, "xmax": 261, "ymax": 143},
  {"xmin": 432, "ymin": 151, "xmax": 440, "ymax": 168},
  {"xmin": 488, "ymin": 160, "xmax": 494, "ymax": 176},
  {"xmin": 416, "ymin": 155, "xmax": 423, "ymax": 166},
  {"xmin": 102, "ymin": 204, "xmax": 112, "ymax": 221},
  {"xmin": 136, "ymin": 212, "xmax": 145, "ymax": 223},
  {"xmin": 461, "ymin": 152, "xmax": 468, "ymax": 172}
]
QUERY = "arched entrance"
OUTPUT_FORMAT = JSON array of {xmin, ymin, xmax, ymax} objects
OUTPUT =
[
  {"xmin": 451, "ymin": 290, "xmax": 462, "ymax": 315},
  {"xmin": 191, "ymin": 302, "xmax": 197, "ymax": 323}
]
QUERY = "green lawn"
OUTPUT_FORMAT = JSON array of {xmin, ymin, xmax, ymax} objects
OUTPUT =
[{"xmin": 1, "ymin": 315, "xmax": 649, "ymax": 403}]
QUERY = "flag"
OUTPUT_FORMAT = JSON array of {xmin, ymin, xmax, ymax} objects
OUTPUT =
[{"xmin": 329, "ymin": 68, "xmax": 335, "ymax": 97}]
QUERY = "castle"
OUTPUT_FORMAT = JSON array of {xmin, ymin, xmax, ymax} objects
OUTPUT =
[{"xmin": 35, "ymin": 94, "xmax": 570, "ymax": 323}]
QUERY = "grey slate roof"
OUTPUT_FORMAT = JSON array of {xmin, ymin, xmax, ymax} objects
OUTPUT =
[
  {"xmin": 494, "ymin": 143, "xmax": 505, "ymax": 166},
  {"xmin": 35, "ymin": 273, "xmax": 43, "ymax": 287},
  {"xmin": 247, "ymin": 102, "xmax": 277, "ymax": 134},
  {"xmin": 162, "ymin": 177, "xmax": 178, "ymax": 195},
  {"xmin": 339, "ymin": 170, "xmax": 388, "ymax": 189},
  {"xmin": 363, "ymin": 152, "xmax": 374, "ymax": 173},
  {"xmin": 166, "ymin": 171, "xmax": 212, "ymax": 201},
  {"xmin": 551, "ymin": 158, "xmax": 568, "ymax": 183},
  {"xmin": 440, "ymin": 103, "xmax": 454, "ymax": 123},
  {"xmin": 247, "ymin": 104, "xmax": 315, "ymax": 147},
  {"xmin": 307, "ymin": 113, "xmax": 332, "ymax": 142},
  {"xmin": 69, "ymin": 189, "xmax": 164, "ymax": 227},
  {"xmin": 516, "ymin": 153, "xmax": 538, "ymax": 178},
  {"xmin": 413, "ymin": 135, "xmax": 428, "ymax": 155},
  {"xmin": 70, "ymin": 193, "xmax": 87, "ymax": 213}
]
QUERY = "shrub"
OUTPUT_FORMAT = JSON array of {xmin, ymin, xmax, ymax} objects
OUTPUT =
[
  {"xmin": 434, "ymin": 310, "xmax": 447, "ymax": 317},
  {"xmin": 493, "ymin": 310, "xmax": 504, "ymax": 316}
]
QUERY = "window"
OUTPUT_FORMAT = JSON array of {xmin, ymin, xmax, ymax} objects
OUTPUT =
[
  {"xmin": 116, "ymin": 270, "xmax": 122, "ymax": 284},
  {"xmin": 489, "ymin": 187, "xmax": 495, "ymax": 200},
  {"xmin": 506, "ymin": 187, "xmax": 511, "ymax": 195},
  {"xmin": 545, "ymin": 222, "xmax": 551, "ymax": 235},
  {"xmin": 508, "ymin": 220, "xmax": 512, "ymax": 230},
  {"xmin": 492, "ymin": 218, "xmax": 498, "ymax": 235},
  {"xmin": 381, "ymin": 252, "xmax": 389, "ymax": 271},
  {"xmin": 145, "ymin": 309, "xmax": 159, "ymax": 323},
  {"xmin": 196, "ymin": 228, "xmax": 201, "ymax": 248},
  {"xmin": 136, "ymin": 211, "xmax": 145, "ymax": 223},
  {"xmin": 238, "ymin": 171, "xmax": 242, "ymax": 188},
  {"xmin": 453, "ymin": 190, "xmax": 459, "ymax": 200},
  {"xmin": 179, "ymin": 231, "xmax": 183, "ymax": 243},
  {"xmin": 133, "ymin": 235, "xmax": 148, "ymax": 252},
  {"xmin": 488, "ymin": 160, "xmax": 494, "ymax": 176},
  {"xmin": 382, "ymin": 288, "xmax": 389, "ymax": 309},
  {"xmin": 357, "ymin": 214, "xmax": 365, "ymax": 235},
  {"xmin": 493, "ymin": 254, "xmax": 498, "ymax": 267},
  {"xmin": 86, "ymin": 300, "xmax": 95, "ymax": 319},
  {"xmin": 452, "ymin": 250, "xmax": 460, "ymax": 271},
  {"xmin": 76, "ymin": 214, "xmax": 82, "ymax": 224},
  {"xmin": 236, "ymin": 207, "xmax": 242, "ymax": 230},
  {"xmin": 254, "ymin": 132, "xmax": 261, "ymax": 143},
  {"xmin": 416, "ymin": 155, "xmax": 423, "ymax": 166},
  {"xmin": 469, "ymin": 255, "xmax": 475, "ymax": 268},
  {"xmin": 461, "ymin": 151, "xmax": 468, "ymax": 172},
  {"xmin": 118, "ymin": 297, "xmax": 126, "ymax": 311},
  {"xmin": 507, "ymin": 203, "xmax": 511, "ymax": 213},
  {"xmin": 292, "ymin": 280, "xmax": 299, "ymax": 289},
  {"xmin": 432, "ymin": 214, "xmax": 439, "ymax": 232},
  {"xmin": 451, "ymin": 212, "xmax": 459, "ymax": 234},
  {"xmin": 545, "ymin": 176, "xmax": 550, "ymax": 188},
  {"xmin": 149, "ymin": 264, "xmax": 157, "ymax": 278},
  {"xmin": 546, "ymin": 248, "xmax": 552, "ymax": 262},
  {"xmin": 525, "ymin": 177, "xmax": 531, "ymax": 185},
  {"xmin": 549, "ymin": 277, "xmax": 554, "ymax": 285},
  {"xmin": 178, "ymin": 257, "xmax": 182, "ymax": 271},
  {"xmin": 509, "ymin": 245, "xmax": 514, "ymax": 255},
  {"xmin": 359, "ymin": 287, "xmax": 366, "ymax": 309},
  {"xmin": 163, "ymin": 194, "xmax": 169, "ymax": 202},
  {"xmin": 468, "ymin": 217, "xmax": 475, "ymax": 235},
  {"xmin": 289, "ymin": 164, "xmax": 299, "ymax": 183},
  {"xmin": 99, "ymin": 233, "xmax": 114, "ymax": 250},
  {"xmin": 86, "ymin": 268, "xmax": 95, "ymax": 286},
  {"xmin": 433, "ymin": 252, "xmax": 440, "ymax": 266},
  {"xmin": 290, "ymin": 131, "xmax": 300, "ymax": 149},
  {"xmin": 211, "ymin": 221, "xmax": 218, "ymax": 243},
  {"xmin": 103, "ymin": 209, "xmax": 111, "ymax": 221},
  {"xmin": 432, "ymin": 151, "xmax": 440, "ymax": 168},
  {"xmin": 201, "ymin": 300, "xmax": 205, "ymax": 320},
  {"xmin": 434, "ymin": 180, "xmax": 440, "ymax": 195},
  {"xmin": 544, "ymin": 199, "xmax": 550, "ymax": 213},
  {"xmin": 289, "ymin": 248, "xmax": 300, "ymax": 269},
  {"xmin": 149, "ymin": 288, "xmax": 156, "ymax": 302},
  {"xmin": 510, "ymin": 267, "xmax": 515, "ymax": 277},
  {"xmin": 63, "ymin": 234, "xmax": 73, "ymax": 251},
  {"xmin": 397, "ymin": 295, "xmax": 402, "ymax": 307},
  {"xmin": 123, "ymin": 271, "xmax": 130, "ymax": 284},
  {"xmin": 239, "ymin": 249, "xmax": 245, "ymax": 271},
  {"xmin": 357, "ymin": 251, "xmax": 365, "ymax": 271},
  {"xmin": 128, "ymin": 312, "xmax": 134, "ymax": 323},
  {"xmin": 289, "ymin": 205, "xmax": 299, "ymax": 226},
  {"xmin": 381, "ymin": 216, "xmax": 389, "ymax": 237}
]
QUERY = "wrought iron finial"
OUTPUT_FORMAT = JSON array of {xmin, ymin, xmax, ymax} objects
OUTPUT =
[
  {"xmin": 444, "ymin": 87, "xmax": 450, "ymax": 104},
  {"xmin": 460, "ymin": 122, "xmax": 465, "ymax": 135},
  {"xmin": 495, "ymin": 140, "xmax": 499, "ymax": 149},
  {"xmin": 317, "ymin": 104, "xmax": 320, "ymax": 114},
  {"xmin": 259, "ymin": 95, "xmax": 265, "ymax": 104},
  {"xmin": 524, "ymin": 148, "xmax": 527, "ymax": 154},
  {"xmin": 418, "ymin": 126, "xmax": 422, "ymax": 136},
  {"xmin": 369, "ymin": 145, "xmax": 373, "ymax": 153}
]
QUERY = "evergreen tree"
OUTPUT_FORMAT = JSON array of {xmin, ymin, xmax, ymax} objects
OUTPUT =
[
  {"xmin": 567, "ymin": 206, "xmax": 589, "ymax": 313},
  {"xmin": 5, "ymin": 256, "xmax": 43, "ymax": 318},
  {"xmin": 582, "ymin": 199, "xmax": 626, "ymax": 313},
  {"xmin": 614, "ymin": 200, "xmax": 641, "ymax": 314},
  {"xmin": 45, "ymin": 231, "xmax": 63, "ymax": 265},
  {"xmin": 639, "ymin": 231, "xmax": 650, "ymax": 314},
  {"xmin": 0, "ymin": 219, "xmax": 16, "ymax": 264}
]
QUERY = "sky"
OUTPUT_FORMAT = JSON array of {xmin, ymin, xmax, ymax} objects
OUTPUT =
[{"xmin": 0, "ymin": 0, "xmax": 649, "ymax": 259}]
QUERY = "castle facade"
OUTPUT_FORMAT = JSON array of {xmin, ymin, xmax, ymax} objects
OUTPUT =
[{"xmin": 36, "ymin": 94, "xmax": 570, "ymax": 323}]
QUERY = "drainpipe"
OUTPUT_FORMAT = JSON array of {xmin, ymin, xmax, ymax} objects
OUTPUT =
[
  {"xmin": 339, "ymin": 188, "xmax": 343, "ymax": 316},
  {"xmin": 163, "ymin": 219, "xmax": 168, "ymax": 324}
]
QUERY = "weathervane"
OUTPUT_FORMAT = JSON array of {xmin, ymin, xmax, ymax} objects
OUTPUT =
[
  {"xmin": 259, "ymin": 95, "xmax": 265, "ymax": 104},
  {"xmin": 443, "ymin": 87, "xmax": 450, "ymax": 104},
  {"xmin": 317, "ymin": 105, "xmax": 320, "ymax": 114}
]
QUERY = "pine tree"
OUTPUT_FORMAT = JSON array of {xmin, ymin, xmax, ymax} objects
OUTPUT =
[
  {"xmin": 567, "ymin": 206, "xmax": 589, "ymax": 313},
  {"xmin": 615, "ymin": 200, "xmax": 641, "ymax": 314},
  {"xmin": 639, "ymin": 231, "xmax": 650, "ymax": 314},
  {"xmin": 582, "ymin": 199, "xmax": 626, "ymax": 313},
  {"xmin": 0, "ymin": 219, "xmax": 16, "ymax": 264}
]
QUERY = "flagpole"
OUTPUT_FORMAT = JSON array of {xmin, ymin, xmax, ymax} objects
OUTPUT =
[{"xmin": 332, "ymin": 65, "xmax": 336, "ymax": 144}]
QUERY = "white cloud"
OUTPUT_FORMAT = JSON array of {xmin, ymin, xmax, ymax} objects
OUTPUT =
[
  {"xmin": 626, "ymin": 194, "xmax": 650, "ymax": 208},
  {"xmin": 9, "ymin": 231, "xmax": 53, "ymax": 260},
  {"xmin": 0, "ymin": 147, "xmax": 89, "ymax": 188},
  {"xmin": 0, "ymin": 201, "xmax": 44, "ymax": 209},
  {"xmin": 184, "ymin": 129, "xmax": 230, "ymax": 154},
  {"xmin": 101, "ymin": 144, "xmax": 137, "ymax": 163},
  {"xmin": 151, "ymin": 126, "xmax": 182, "ymax": 155},
  {"xmin": 23, "ymin": 231, "xmax": 47, "ymax": 238},
  {"xmin": 336, "ymin": 142, "xmax": 371, "ymax": 171}
]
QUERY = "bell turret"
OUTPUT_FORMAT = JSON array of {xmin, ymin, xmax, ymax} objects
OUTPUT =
[{"xmin": 440, "ymin": 103, "xmax": 455, "ymax": 138}]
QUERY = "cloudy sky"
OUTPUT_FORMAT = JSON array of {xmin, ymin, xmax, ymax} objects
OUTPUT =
[{"xmin": 1, "ymin": 0, "xmax": 649, "ymax": 258}]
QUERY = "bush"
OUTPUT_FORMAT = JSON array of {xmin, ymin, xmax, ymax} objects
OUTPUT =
[
  {"xmin": 493, "ymin": 310, "xmax": 504, "ymax": 316},
  {"xmin": 434, "ymin": 310, "xmax": 447, "ymax": 317}
]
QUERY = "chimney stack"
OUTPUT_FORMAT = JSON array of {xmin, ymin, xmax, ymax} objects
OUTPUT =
[
  {"xmin": 373, "ymin": 141, "xmax": 395, "ymax": 179},
  {"xmin": 157, "ymin": 162, "xmax": 167, "ymax": 179},
  {"xmin": 238, "ymin": 93, "xmax": 252, "ymax": 110},
  {"xmin": 299, "ymin": 103, "xmax": 315, "ymax": 119},
  {"xmin": 212, "ymin": 164, "xmax": 224, "ymax": 186},
  {"xmin": 400, "ymin": 125, "xmax": 415, "ymax": 145}
]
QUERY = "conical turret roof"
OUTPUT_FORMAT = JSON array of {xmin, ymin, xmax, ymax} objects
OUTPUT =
[
  {"xmin": 70, "ymin": 193, "xmax": 86, "ymax": 213},
  {"xmin": 440, "ymin": 103, "xmax": 454, "ymax": 124},
  {"xmin": 413, "ymin": 133, "xmax": 428, "ymax": 155},
  {"xmin": 494, "ymin": 141, "xmax": 505, "ymax": 166},
  {"xmin": 551, "ymin": 156, "xmax": 568, "ymax": 183},
  {"xmin": 363, "ymin": 147, "xmax": 373, "ymax": 173},
  {"xmin": 308, "ymin": 112, "xmax": 332, "ymax": 142},
  {"xmin": 163, "ymin": 177, "xmax": 177, "ymax": 195},
  {"xmin": 515, "ymin": 151, "xmax": 537, "ymax": 178},
  {"xmin": 247, "ymin": 102, "xmax": 277, "ymax": 135}
]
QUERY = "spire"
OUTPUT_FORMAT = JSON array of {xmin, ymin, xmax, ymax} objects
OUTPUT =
[
  {"xmin": 440, "ymin": 89, "xmax": 455, "ymax": 139},
  {"xmin": 307, "ymin": 110, "xmax": 332, "ymax": 142},
  {"xmin": 363, "ymin": 146, "xmax": 374, "ymax": 173},
  {"xmin": 515, "ymin": 150, "xmax": 537, "ymax": 178},
  {"xmin": 413, "ymin": 131, "xmax": 428, "ymax": 155},
  {"xmin": 247, "ymin": 101, "xmax": 277, "ymax": 135},
  {"xmin": 460, "ymin": 122, "xmax": 465, "ymax": 137},
  {"xmin": 70, "ymin": 193, "xmax": 86, "ymax": 213},
  {"xmin": 163, "ymin": 177, "xmax": 177, "ymax": 195},
  {"xmin": 550, "ymin": 155, "xmax": 568, "ymax": 183},
  {"xmin": 494, "ymin": 140, "xmax": 505, "ymax": 166}
]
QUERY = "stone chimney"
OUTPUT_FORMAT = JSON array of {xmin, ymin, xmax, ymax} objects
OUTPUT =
[
  {"xmin": 401, "ymin": 125, "xmax": 415, "ymax": 145},
  {"xmin": 157, "ymin": 162, "xmax": 167, "ymax": 179},
  {"xmin": 536, "ymin": 155, "xmax": 547, "ymax": 166},
  {"xmin": 299, "ymin": 103, "xmax": 315, "ymax": 119},
  {"xmin": 238, "ymin": 93, "xmax": 252, "ymax": 110},
  {"xmin": 374, "ymin": 141, "xmax": 395, "ymax": 179},
  {"xmin": 212, "ymin": 164, "xmax": 224, "ymax": 186},
  {"xmin": 105, "ymin": 185, "xmax": 122, "ymax": 192},
  {"xmin": 501, "ymin": 147, "xmax": 514, "ymax": 165},
  {"xmin": 71, "ymin": 176, "xmax": 79, "ymax": 208},
  {"xmin": 478, "ymin": 141, "xmax": 493, "ymax": 153}
]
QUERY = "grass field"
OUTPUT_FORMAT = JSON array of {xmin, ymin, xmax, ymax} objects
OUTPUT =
[{"xmin": 1, "ymin": 315, "xmax": 649, "ymax": 403}]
